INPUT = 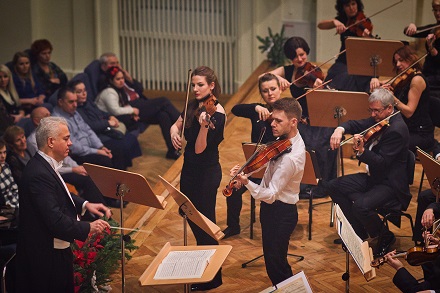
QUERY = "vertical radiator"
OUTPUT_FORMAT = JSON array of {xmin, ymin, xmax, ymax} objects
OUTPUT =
[{"xmin": 118, "ymin": 0, "xmax": 237, "ymax": 94}]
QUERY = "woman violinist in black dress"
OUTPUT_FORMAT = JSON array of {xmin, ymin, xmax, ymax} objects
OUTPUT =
[
  {"xmin": 317, "ymin": 0, "xmax": 374, "ymax": 92},
  {"xmin": 170, "ymin": 66, "xmax": 226, "ymax": 291}
]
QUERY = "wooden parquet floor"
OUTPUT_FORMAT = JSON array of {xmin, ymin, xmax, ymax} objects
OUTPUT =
[{"xmin": 104, "ymin": 63, "xmax": 439, "ymax": 292}]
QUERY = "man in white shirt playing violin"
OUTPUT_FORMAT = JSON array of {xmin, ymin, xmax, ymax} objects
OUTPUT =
[{"xmin": 230, "ymin": 97, "xmax": 306, "ymax": 286}]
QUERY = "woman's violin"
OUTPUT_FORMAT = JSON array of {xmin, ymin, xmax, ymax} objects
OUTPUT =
[
  {"xmin": 294, "ymin": 62, "xmax": 325, "ymax": 88},
  {"xmin": 222, "ymin": 138, "xmax": 292, "ymax": 197},
  {"xmin": 196, "ymin": 93, "xmax": 218, "ymax": 129},
  {"xmin": 389, "ymin": 67, "xmax": 418, "ymax": 94},
  {"xmin": 346, "ymin": 12, "xmax": 377, "ymax": 38}
]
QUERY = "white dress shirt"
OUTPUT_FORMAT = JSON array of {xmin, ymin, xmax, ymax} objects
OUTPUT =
[{"xmin": 245, "ymin": 132, "xmax": 306, "ymax": 204}]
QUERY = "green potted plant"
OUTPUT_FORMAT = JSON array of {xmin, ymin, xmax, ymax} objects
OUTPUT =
[{"xmin": 257, "ymin": 26, "xmax": 288, "ymax": 67}]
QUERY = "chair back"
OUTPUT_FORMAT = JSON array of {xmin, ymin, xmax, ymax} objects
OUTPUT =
[
  {"xmin": 407, "ymin": 150, "xmax": 416, "ymax": 185},
  {"xmin": 301, "ymin": 150, "xmax": 321, "ymax": 186}
]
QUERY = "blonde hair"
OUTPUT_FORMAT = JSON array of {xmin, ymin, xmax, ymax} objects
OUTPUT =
[{"xmin": 0, "ymin": 64, "xmax": 20, "ymax": 106}]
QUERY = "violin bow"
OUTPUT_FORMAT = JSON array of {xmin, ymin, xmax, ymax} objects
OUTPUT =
[
  {"xmin": 180, "ymin": 69, "xmax": 192, "ymax": 142},
  {"xmin": 295, "ymin": 79, "xmax": 333, "ymax": 101},
  {"xmin": 385, "ymin": 53, "xmax": 428, "ymax": 86},
  {"xmin": 291, "ymin": 50, "xmax": 346, "ymax": 86},
  {"xmin": 414, "ymin": 23, "xmax": 440, "ymax": 35},
  {"xmin": 339, "ymin": 111, "xmax": 401, "ymax": 147},
  {"xmin": 343, "ymin": 0, "xmax": 403, "ymax": 33}
]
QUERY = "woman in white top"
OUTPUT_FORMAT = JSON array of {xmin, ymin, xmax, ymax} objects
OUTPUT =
[{"xmin": 95, "ymin": 66, "xmax": 140, "ymax": 131}]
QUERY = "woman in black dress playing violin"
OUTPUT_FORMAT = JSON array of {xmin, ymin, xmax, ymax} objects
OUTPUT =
[
  {"xmin": 169, "ymin": 66, "xmax": 225, "ymax": 291},
  {"xmin": 317, "ymin": 0, "xmax": 373, "ymax": 92},
  {"xmin": 370, "ymin": 45, "xmax": 436, "ymax": 153}
]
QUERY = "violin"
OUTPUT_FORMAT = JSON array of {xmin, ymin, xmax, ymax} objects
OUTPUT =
[
  {"xmin": 196, "ymin": 93, "xmax": 218, "ymax": 129},
  {"xmin": 294, "ymin": 62, "xmax": 325, "ymax": 88},
  {"xmin": 371, "ymin": 245, "xmax": 440, "ymax": 268},
  {"xmin": 222, "ymin": 139, "xmax": 292, "ymax": 197},
  {"xmin": 346, "ymin": 12, "xmax": 376, "ymax": 38},
  {"xmin": 354, "ymin": 119, "xmax": 389, "ymax": 149},
  {"xmin": 390, "ymin": 67, "xmax": 418, "ymax": 94}
]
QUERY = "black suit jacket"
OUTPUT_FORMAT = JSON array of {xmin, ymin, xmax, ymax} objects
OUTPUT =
[
  {"xmin": 393, "ymin": 256, "xmax": 440, "ymax": 293},
  {"xmin": 341, "ymin": 113, "xmax": 412, "ymax": 210},
  {"xmin": 16, "ymin": 153, "xmax": 90, "ymax": 292}
]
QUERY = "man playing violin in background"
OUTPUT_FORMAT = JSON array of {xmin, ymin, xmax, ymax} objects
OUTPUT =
[
  {"xmin": 384, "ymin": 228, "xmax": 440, "ymax": 292},
  {"xmin": 229, "ymin": 97, "xmax": 305, "ymax": 286},
  {"xmin": 319, "ymin": 88, "xmax": 411, "ymax": 257}
]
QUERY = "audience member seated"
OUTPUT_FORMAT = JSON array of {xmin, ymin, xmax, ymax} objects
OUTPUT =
[
  {"xmin": 30, "ymin": 39, "xmax": 68, "ymax": 97},
  {"xmin": 26, "ymin": 107, "xmax": 110, "ymax": 206},
  {"xmin": 0, "ymin": 64, "xmax": 25, "ymax": 123},
  {"xmin": 95, "ymin": 66, "xmax": 142, "ymax": 133},
  {"xmin": 71, "ymin": 80, "xmax": 142, "ymax": 160},
  {"xmin": 11, "ymin": 51, "xmax": 52, "ymax": 114},
  {"xmin": 2, "ymin": 125, "xmax": 33, "ymax": 187},
  {"xmin": 96, "ymin": 52, "xmax": 181, "ymax": 159},
  {"xmin": 0, "ymin": 138, "xmax": 19, "ymax": 209},
  {"xmin": 52, "ymin": 86, "xmax": 130, "ymax": 171}
]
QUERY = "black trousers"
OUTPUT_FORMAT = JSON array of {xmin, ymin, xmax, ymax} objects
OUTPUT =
[
  {"xmin": 260, "ymin": 201, "xmax": 298, "ymax": 286},
  {"xmin": 324, "ymin": 173, "xmax": 397, "ymax": 239},
  {"xmin": 130, "ymin": 97, "xmax": 180, "ymax": 152}
]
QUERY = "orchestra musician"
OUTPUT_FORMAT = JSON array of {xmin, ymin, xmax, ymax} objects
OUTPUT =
[
  {"xmin": 319, "ymin": 88, "xmax": 411, "ymax": 256},
  {"xmin": 229, "ymin": 97, "xmax": 305, "ymax": 286},
  {"xmin": 404, "ymin": 0, "xmax": 440, "ymax": 127},
  {"xmin": 317, "ymin": 0, "xmax": 373, "ymax": 92},
  {"xmin": 384, "ymin": 230, "xmax": 440, "ymax": 292},
  {"xmin": 170, "ymin": 66, "xmax": 225, "ymax": 291},
  {"xmin": 265, "ymin": 36, "xmax": 337, "ymax": 186},
  {"xmin": 370, "ymin": 45, "xmax": 437, "ymax": 154},
  {"xmin": 222, "ymin": 73, "xmax": 279, "ymax": 239}
]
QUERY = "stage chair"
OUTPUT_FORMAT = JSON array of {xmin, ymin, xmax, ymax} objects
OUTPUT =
[{"xmin": 376, "ymin": 150, "xmax": 417, "ymax": 253}]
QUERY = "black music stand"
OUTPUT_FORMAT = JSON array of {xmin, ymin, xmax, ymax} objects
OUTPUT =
[
  {"xmin": 345, "ymin": 37, "xmax": 403, "ymax": 78},
  {"xmin": 83, "ymin": 163, "xmax": 167, "ymax": 293}
]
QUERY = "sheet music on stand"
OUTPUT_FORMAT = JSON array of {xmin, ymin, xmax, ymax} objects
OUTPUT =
[
  {"xmin": 335, "ymin": 205, "xmax": 376, "ymax": 281},
  {"xmin": 259, "ymin": 271, "xmax": 313, "ymax": 293},
  {"xmin": 154, "ymin": 249, "xmax": 216, "ymax": 280}
]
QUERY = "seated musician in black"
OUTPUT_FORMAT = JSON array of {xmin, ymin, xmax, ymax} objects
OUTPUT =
[{"xmin": 319, "ymin": 88, "xmax": 411, "ymax": 256}]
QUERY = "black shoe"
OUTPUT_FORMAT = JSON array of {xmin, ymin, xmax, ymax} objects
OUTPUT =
[
  {"xmin": 166, "ymin": 150, "xmax": 181, "ymax": 160},
  {"xmin": 222, "ymin": 227, "xmax": 240, "ymax": 239},
  {"xmin": 375, "ymin": 233, "xmax": 396, "ymax": 257},
  {"xmin": 191, "ymin": 280, "xmax": 222, "ymax": 291},
  {"xmin": 333, "ymin": 238, "xmax": 343, "ymax": 244}
]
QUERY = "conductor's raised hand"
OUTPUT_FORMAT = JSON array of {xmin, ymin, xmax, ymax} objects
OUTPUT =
[{"xmin": 85, "ymin": 202, "xmax": 113, "ymax": 219}]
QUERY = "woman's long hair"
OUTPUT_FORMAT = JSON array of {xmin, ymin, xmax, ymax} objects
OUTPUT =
[
  {"xmin": 12, "ymin": 51, "xmax": 36, "ymax": 91},
  {"xmin": 0, "ymin": 64, "xmax": 21, "ymax": 106},
  {"xmin": 105, "ymin": 66, "xmax": 129, "ymax": 107}
]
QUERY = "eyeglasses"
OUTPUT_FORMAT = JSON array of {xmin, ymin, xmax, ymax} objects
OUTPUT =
[{"xmin": 367, "ymin": 107, "xmax": 385, "ymax": 114}]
